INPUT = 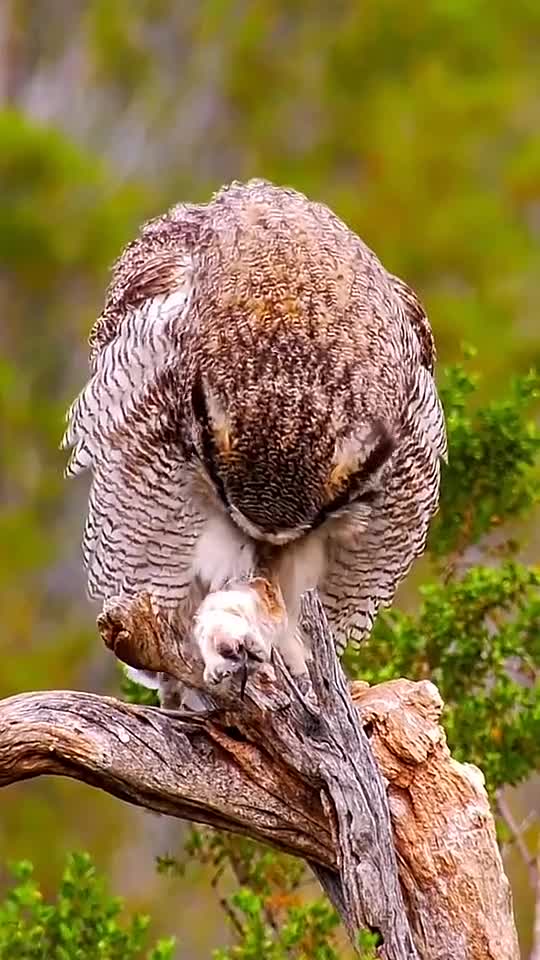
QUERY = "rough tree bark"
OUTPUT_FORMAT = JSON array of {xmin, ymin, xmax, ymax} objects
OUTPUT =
[{"xmin": 0, "ymin": 592, "xmax": 519, "ymax": 960}]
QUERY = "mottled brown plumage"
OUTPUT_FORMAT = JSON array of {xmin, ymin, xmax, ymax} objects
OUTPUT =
[{"xmin": 64, "ymin": 179, "xmax": 446, "ymax": 693}]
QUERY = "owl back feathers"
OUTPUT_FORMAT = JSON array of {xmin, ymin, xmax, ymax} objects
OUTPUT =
[{"xmin": 63, "ymin": 179, "xmax": 446, "ymax": 658}]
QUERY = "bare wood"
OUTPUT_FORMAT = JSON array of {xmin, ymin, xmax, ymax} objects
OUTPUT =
[
  {"xmin": 0, "ymin": 690, "xmax": 332, "ymax": 863},
  {"xmin": 0, "ymin": 592, "xmax": 519, "ymax": 959},
  {"xmin": 352, "ymin": 680, "xmax": 519, "ymax": 960}
]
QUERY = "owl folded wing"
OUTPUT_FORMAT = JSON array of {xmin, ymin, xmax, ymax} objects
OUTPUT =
[{"xmin": 62, "ymin": 257, "xmax": 204, "ymax": 609}]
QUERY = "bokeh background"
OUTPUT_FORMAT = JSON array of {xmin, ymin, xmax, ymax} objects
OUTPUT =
[{"xmin": 1, "ymin": 1, "xmax": 539, "ymax": 956}]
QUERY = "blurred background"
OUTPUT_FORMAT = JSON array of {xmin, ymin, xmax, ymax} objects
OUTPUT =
[{"xmin": 1, "ymin": 1, "xmax": 539, "ymax": 956}]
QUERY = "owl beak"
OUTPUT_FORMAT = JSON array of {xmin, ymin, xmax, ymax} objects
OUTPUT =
[{"xmin": 229, "ymin": 503, "xmax": 309, "ymax": 544}]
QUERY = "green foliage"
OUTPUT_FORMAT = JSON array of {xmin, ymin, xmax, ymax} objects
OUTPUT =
[
  {"xmin": 0, "ymin": 110, "xmax": 142, "ymax": 282},
  {"xmin": 355, "ymin": 932, "xmax": 380, "ymax": 960},
  {"xmin": 431, "ymin": 360, "xmax": 539, "ymax": 558},
  {"xmin": 121, "ymin": 672, "xmax": 160, "ymax": 707},
  {"xmin": 159, "ymin": 830, "xmax": 342, "ymax": 959},
  {"xmin": 346, "ymin": 561, "xmax": 539, "ymax": 792},
  {"xmin": 0, "ymin": 108, "xmax": 149, "ymax": 706},
  {"xmin": 160, "ymin": 829, "xmax": 305, "ymax": 897},
  {"xmin": 213, "ymin": 890, "xmax": 340, "ymax": 960},
  {"xmin": 0, "ymin": 853, "xmax": 174, "ymax": 960},
  {"xmin": 156, "ymin": 831, "xmax": 383, "ymax": 958}
]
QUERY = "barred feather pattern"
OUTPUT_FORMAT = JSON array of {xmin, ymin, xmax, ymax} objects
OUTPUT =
[
  {"xmin": 320, "ymin": 366, "xmax": 445, "ymax": 653},
  {"xmin": 63, "ymin": 270, "xmax": 204, "ymax": 608},
  {"xmin": 63, "ymin": 178, "xmax": 447, "ymax": 682}
]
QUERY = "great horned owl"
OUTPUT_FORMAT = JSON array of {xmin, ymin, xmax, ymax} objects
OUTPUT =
[{"xmin": 63, "ymin": 179, "xmax": 446, "ymax": 699}]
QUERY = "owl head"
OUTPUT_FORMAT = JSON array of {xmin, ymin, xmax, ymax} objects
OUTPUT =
[{"xmin": 189, "ymin": 373, "xmax": 395, "ymax": 544}]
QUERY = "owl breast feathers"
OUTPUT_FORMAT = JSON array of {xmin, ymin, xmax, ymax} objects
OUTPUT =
[{"xmin": 63, "ymin": 179, "xmax": 447, "ymax": 689}]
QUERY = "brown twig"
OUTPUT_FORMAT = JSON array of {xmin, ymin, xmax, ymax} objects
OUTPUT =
[
  {"xmin": 531, "ymin": 838, "xmax": 540, "ymax": 960},
  {"xmin": 497, "ymin": 789, "xmax": 538, "ymax": 889}
]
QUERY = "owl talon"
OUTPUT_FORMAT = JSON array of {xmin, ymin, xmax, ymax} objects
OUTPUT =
[
  {"xmin": 202, "ymin": 641, "xmax": 268, "ymax": 687},
  {"xmin": 195, "ymin": 588, "xmax": 273, "ymax": 690}
]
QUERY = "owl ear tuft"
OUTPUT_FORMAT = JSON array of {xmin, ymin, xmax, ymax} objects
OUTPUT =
[
  {"xmin": 192, "ymin": 376, "xmax": 235, "ymax": 458},
  {"xmin": 204, "ymin": 382, "xmax": 236, "ymax": 457},
  {"xmin": 329, "ymin": 421, "xmax": 395, "ymax": 496}
]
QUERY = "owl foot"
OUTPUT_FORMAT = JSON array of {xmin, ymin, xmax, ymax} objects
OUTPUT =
[
  {"xmin": 197, "ymin": 619, "xmax": 271, "ymax": 687},
  {"xmin": 194, "ymin": 587, "xmax": 274, "ymax": 688},
  {"xmin": 158, "ymin": 675, "xmax": 186, "ymax": 711},
  {"xmin": 275, "ymin": 659, "xmax": 320, "ymax": 718}
]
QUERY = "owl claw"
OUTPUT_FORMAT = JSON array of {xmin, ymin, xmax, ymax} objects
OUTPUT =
[
  {"xmin": 194, "ymin": 588, "xmax": 273, "ymax": 691},
  {"xmin": 202, "ymin": 633, "xmax": 270, "ymax": 687}
]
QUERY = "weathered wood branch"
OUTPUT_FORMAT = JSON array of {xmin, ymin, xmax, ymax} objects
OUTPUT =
[
  {"xmin": 0, "ymin": 592, "xmax": 518, "ymax": 959},
  {"xmin": 0, "ymin": 690, "xmax": 332, "ymax": 862}
]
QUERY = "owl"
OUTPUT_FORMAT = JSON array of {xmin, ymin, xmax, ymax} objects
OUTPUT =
[{"xmin": 63, "ymin": 179, "xmax": 446, "ymax": 701}]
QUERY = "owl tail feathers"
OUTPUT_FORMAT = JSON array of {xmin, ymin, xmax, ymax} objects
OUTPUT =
[
  {"xmin": 122, "ymin": 664, "xmax": 209, "ymax": 713},
  {"xmin": 123, "ymin": 665, "xmax": 163, "ymax": 690}
]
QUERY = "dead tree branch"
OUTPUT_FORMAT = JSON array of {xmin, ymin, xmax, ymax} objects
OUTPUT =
[{"xmin": 0, "ymin": 592, "xmax": 519, "ymax": 959}]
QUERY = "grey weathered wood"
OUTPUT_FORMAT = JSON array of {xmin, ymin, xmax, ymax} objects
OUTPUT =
[
  {"xmin": 0, "ymin": 589, "xmax": 519, "ymax": 959},
  {"xmin": 300, "ymin": 598, "xmax": 418, "ymax": 954},
  {"xmin": 0, "ymin": 690, "xmax": 333, "ymax": 862}
]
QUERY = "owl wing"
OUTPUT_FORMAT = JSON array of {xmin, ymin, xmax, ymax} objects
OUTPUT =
[
  {"xmin": 319, "ymin": 282, "xmax": 447, "ymax": 653},
  {"xmin": 63, "ymin": 252, "xmax": 204, "ymax": 610}
]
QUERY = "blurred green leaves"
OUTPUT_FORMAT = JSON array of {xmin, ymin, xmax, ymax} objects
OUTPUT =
[
  {"xmin": 212, "ymin": 890, "xmax": 341, "ymax": 960},
  {"xmin": 346, "ymin": 560, "xmax": 539, "ymax": 792},
  {"xmin": 159, "ymin": 830, "xmax": 343, "ymax": 959},
  {"xmin": 0, "ymin": 108, "xmax": 149, "ymax": 696},
  {"xmin": 0, "ymin": 853, "xmax": 175, "ymax": 959},
  {"xmin": 0, "ymin": 109, "xmax": 145, "ymax": 283},
  {"xmin": 432, "ymin": 361, "xmax": 539, "ymax": 557}
]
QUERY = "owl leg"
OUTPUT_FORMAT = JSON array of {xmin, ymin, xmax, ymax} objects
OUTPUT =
[
  {"xmin": 276, "ymin": 626, "xmax": 310, "ymax": 677},
  {"xmin": 193, "ymin": 580, "xmax": 284, "ymax": 687},
  {"xmin": 158, "ymin": 674, "xmax": 185, "ymax": 710},
  {"xmin": 274, "ymin": 622, "xmax": 319, "ymax": 715}
]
